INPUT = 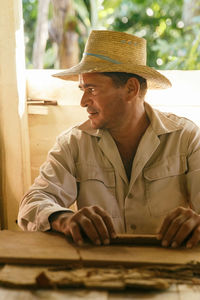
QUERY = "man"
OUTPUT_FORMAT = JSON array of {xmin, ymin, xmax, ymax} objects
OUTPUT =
[{"xmin": 18, "ymin": 30, "xmax": 200, "ymax": 248}]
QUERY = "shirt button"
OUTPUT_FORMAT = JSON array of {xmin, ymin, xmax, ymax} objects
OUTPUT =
[
  {"xmin": 130, "ymin": 224, "xmax": 137, "ymax": 230},
  {"xmin": 128, "ymin": 193, "xmax": 134, "ymax": 199}
]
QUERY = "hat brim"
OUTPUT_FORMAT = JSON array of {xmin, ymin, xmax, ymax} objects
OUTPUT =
[{"xmin": 52, "ymin": 61, "xmax": 172, "ymax": 89}]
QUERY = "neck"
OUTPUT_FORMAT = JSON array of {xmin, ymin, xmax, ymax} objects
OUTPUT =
[
  {"xmin": 109, "ymin": 103, "xmax": 149, "ymax": 181},
  {"xmin": 109, "ymin": 102, "xmax": 149, "ymax": 145}
]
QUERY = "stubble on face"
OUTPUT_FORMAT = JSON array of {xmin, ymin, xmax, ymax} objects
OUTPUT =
[{"xmin": 79, "ymin": 73, "xmax": 127, "ymax": 131}]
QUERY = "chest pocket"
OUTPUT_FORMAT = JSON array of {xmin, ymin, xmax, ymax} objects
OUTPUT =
[
  {"xmin": 75, "ymin": 163, "xmax": 119, "ymax": 218},
  {"xmin": 76, "ymin": 163, "xmax": 115, "ymax": 187},
  {"xmin": 144, "ymin": 155, "xmax": 187, "ymax": 180},
  {"xmin": 143, "ymin": 155, "xmax": 188, "ymax": 217}
]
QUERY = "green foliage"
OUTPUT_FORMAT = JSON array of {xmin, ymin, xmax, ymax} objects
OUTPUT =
[
  {"xmin": 164, "ymin": 25, "xmax": 200, "ymax": 70},
  {"xmin": 74, "ymin": 0, "xmax": 91, "ymax": 30},
  {"xmin": 23, "ymin": 0, "xmax": 200, "ymax": 70},
  {"xmin": 98, "ymin": 0, "xmax": 200, "ymax": 70},
  {"xmin": 23, "ymin": 0, "xmax": 38, "ymax": 68}
]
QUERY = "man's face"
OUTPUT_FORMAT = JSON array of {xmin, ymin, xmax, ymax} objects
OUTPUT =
[{"xmin": 79, "ymin": 73, "xmax": 127, "ymax": 130}]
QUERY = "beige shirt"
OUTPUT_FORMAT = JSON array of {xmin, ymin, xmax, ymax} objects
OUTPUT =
[{"xmin": 18, "ymin": 102, "xmax": 200, "ymax": 234}]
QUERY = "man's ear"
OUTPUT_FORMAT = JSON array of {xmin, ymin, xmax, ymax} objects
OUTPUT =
[{"xmin": 126, "ymin": 77, "xmax": 140, "ymax": 99}]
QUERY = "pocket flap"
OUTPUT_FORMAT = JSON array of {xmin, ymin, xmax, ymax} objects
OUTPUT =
[
  {"xmin": 76, "ymin": 163, "xmax": 115, "ymax": 187},
  {"xmin": 144, "ymin": 155, "xmax": 187, "ymax": 181}
]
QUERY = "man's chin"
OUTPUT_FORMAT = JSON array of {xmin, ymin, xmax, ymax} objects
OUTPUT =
[{"xmin": 89, "ymin": 120, "xmax": 103, "ymax": 130}]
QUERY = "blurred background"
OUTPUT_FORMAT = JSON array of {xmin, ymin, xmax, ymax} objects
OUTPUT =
[{"xmin": 23, "ymin": 0, "xmax": 200, "ymax": 71}]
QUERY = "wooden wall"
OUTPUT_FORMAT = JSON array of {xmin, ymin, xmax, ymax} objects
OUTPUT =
[
  {"xmin": 26, "ymin": 70, "xmax": 87, "ymax": 181},
  {"xmin": 0, "ymin": 0, "xmax": 31, "ymax": 230}
]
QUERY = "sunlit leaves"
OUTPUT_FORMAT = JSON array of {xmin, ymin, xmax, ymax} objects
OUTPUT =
[
  {"xmin": 23, "ymin": 0, "xmax": 200, "ymax": 69},
  {"xmin": 74, "ymin": 0, "xmax": 90, "ymax": 29}
]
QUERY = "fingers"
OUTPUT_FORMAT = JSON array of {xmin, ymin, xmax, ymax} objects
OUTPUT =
[
  {"xmin": 186, "ymin": 225, "xmax": 200, "ymax": 248},
  {"xmin": 67, "ymin": 220, "xmax": 84, "ymax": 246},
  {"xmin": 65, "ymin": 206, "xmax": 116, "ymax": 246},
  {"xmin": 92, "ymin": 206, "xmax": 116, "ymax": 239},
  {"xmin": 171, "ymin": 217, "xmax": 199, "ymax": 247},
  {"xmin": 158, "ymin": 208, "xmax": 189, "ymax": 247},
  {"xmin": 158, "ymin": 207, "xmax": 200, "ymax": 248},
  {"xmin": 50, "ymin": 211, "xmax": 74, "ymax": 233},
  {"xmin": 158, "ymin": 207, "xmax": 182, "ymax": 239}
]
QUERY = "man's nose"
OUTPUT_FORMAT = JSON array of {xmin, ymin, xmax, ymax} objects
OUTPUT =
[{"xmin": 80, "ymin": 91, "xmax": 92, "ymax": 107}]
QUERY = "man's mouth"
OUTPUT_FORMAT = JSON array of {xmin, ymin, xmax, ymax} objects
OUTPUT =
[
  {"xmin": 87, "ymin": 109, "xmax": 98, "ymax": 118},
  {"xmin": 88, "ymin": 113, "xmax": 98, "ymax": 119}
]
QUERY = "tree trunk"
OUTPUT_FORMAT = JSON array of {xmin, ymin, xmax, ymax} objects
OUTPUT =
[
  {"xmin": 32, "ymin": 0, "xmax": 50, "ymax": 68},
  {"xmin": 90, "ymin": 0, "xmax": 98, "ymax": 28},
  {"xmin": 50, "ymin": 0, "xmax": 79, "ymax": 69},
  {"xmin": 182, "ymin": 0, "xmax": 200, "ymax": 26}
]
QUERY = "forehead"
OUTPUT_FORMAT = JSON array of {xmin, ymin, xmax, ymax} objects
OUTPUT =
[{"xmin": 79, "ymin": 73, "xmax": 113, "ymax": 86}]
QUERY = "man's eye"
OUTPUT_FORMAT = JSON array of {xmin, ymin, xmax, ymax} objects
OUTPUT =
[{"xmin": 89, "ymin": 88, "xmax": 96, "ymax": 94}]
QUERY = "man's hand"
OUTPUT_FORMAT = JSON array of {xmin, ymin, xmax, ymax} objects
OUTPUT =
[
  {"xmin": 157, "ymin": 207, "xmax": 200, "ymax": 248},
  {"xmin": 50, "ymin": 205, "xmax": 116, "ymax": 246}
]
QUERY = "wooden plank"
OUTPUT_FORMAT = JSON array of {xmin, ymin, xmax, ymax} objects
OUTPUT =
[
  {"xmin": 0, "ymin": 287, "xmax": 108, "ymax": 300},
  {"xmin": 108, "ymin": 285, "xmax": 200, "ymax": 300},
  {"xmin": 28, "ymin": 105, "xmax": 87, "ymax": 182},
  {"xmin": 77, "ymin": 243, "xmax": 200, "ymax": 267},
  {"xmin": 1, "ymin": 285, "xmax": 200, "ymax": 300},
  {"xmin": 1, "ymin": 231, "xmax": 200, "ymax": 267},
  {"xmin": 0, "ymin": 231, "xmax": 80, "ymax": 265}
]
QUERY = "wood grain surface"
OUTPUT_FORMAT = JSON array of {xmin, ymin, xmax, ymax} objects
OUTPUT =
[
  {"xmin": 0, "ymin": 231, "xmax": 200, "ymax": 267},
  {"xmin": 0, "ymin": 230, "xmax": 80, "ymax": 265}
]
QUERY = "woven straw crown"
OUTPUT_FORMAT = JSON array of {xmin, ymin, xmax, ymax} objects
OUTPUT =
[{"xmin": 53, "ymin": 30, "xmax": 171, "ymax": 89}]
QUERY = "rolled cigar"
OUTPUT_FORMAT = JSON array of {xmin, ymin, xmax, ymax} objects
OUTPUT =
[{"xmin": 111, "ymin": 234, "xmax": 161, "ymax": 246}]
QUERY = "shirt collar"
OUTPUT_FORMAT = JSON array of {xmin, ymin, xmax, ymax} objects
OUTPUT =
[
  {"xmin": 144, "ymin": 102, "xmax": 183, "ymax": 135},
  {"xmin": 78, "ymin": 102, "xmax": 183, "ymax": 137},
  {"xmin": 77, "ymin": 120, "xmax": 103, "ymax": 137}
]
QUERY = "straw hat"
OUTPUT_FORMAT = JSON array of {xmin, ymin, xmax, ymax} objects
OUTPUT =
[{"xmin": 53, "ymin": 30, "xmax": 171, "ymax": 89}]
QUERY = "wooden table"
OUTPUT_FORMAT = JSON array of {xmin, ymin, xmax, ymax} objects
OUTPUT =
[
  {"xmin": 1, "ymin": 284, "xmax": 200, "ymax": 300},
  {"xmin": 1, "ymin": 230, "xmax": 200, "ymax": 299}
]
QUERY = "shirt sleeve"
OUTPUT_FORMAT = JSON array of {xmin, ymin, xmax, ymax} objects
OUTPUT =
[
  {"xmin": 18, "ymin": 132, "xmax": 78, "ymax": 231},
  {"xmin": 186, "ymin": 124, "xmax": 200, "ymax": 213}
]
